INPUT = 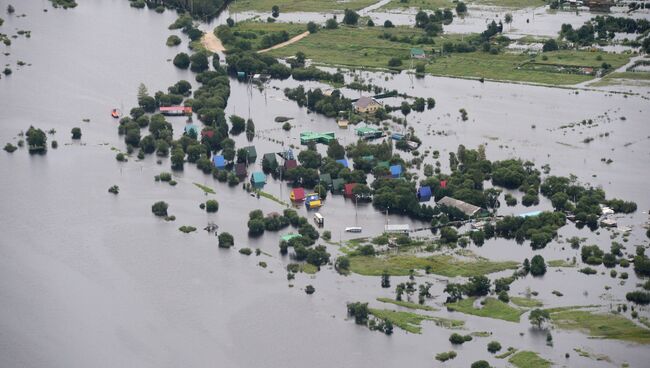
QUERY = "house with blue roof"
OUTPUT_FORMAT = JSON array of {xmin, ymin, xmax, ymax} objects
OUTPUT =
[
  {"xmin": 390, "ymin": 164, "xmax": 402, "ymax": 178},
  {"xmin": 212, "ymin": 155, "xmax": 226, "ymax": 170},
  {"xmin": 336, "ymin": 159, "xmax": 349, "ymax": 168}
]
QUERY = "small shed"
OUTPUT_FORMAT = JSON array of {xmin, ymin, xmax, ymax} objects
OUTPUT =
[
  {"xmin": 337, "ymin": 119, "xmax": 349, "ymax": 129},
  {"xmin": 284, "ymin": 159, "xmax": 298, "ymax": 170},
  {"xmin": 262, "ymin": 153, "xmax": 277, "ymax": 166},
  {"xmin": 410, "ymin": 47, "xmax": 426, "ymax": 59},
  {"xmin": 417, "ymin": 186, "xmax": 432, "ymax": 202},
  {"xmin": 319, "ymin": 173, "xmax": 333, "ymax": 188},
  {"xmin": 290, "ymin": 187, "xmax": 306, "ymax": 201},
  {"xmin": 391, "ymin": 133, "xmax": 404, "ymax": 141},
  {"xmin": 440, "ymin": 180, "xmax": 447, "ymax": 189},
  {"xmin": 331, "ymin": 178, "xmax": 345, "ymax": 193},
  {"xmin": 344, "ymin": 183, "xmax": 357, "ymax": 198},
  {"xmin": 212, "ymin": 155, "xmax": 226, "ymax": 169},
  {"xmin": 390, "ymin": 165, "xmax": 402, "ymax": 178},
  {"xmin": 235, "ymin": 163, "xmax": 247, "ymax": 177},
  {"xmin": 336, "ymin": 159, "xmax": 349, "ymax": 168},
  {"xmin": 243, "ymin": 145, "xmax": 257, "ymax": 162},
  {"xmin": 251, "ymin": 172, "xmax": 266, "ymax": 186}
]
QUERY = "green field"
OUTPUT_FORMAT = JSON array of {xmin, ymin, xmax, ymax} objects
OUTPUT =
[
  {"xmin": 446, "ymin": 297, "xmax": 525, "ymax": 322},
  {"xmin": 548, "ymin": 259, "xmax": 575, "ymax": 267},
  {"xmin": 376, "ymin": 297, "xmax": 439, "ymax": 311},
  {"xmin": 508, "ymin": 351, "xmax": 552, "ymax": 368},
  {"xmin": 369, "ymin": 308, "xmax": 463, "ymax": 333},
  {"xmin": 381, "ymin": 0, "xmax": 546, "ymax": 10},
  {"xmin": 348, "ymin": 254, "xmax": 518, "ymax": 276},
  {"xmin": 510, "ymin": 296, "xmax": 543, "ymax": 308},
  {"xmin": 549, "ymin": 308, "xmax": 650, "ymax": 344},
  {"xmin": 425, "ymin": 51, "xmax": 630, "ymax": 85},
  {"xmin": 590, "ymin": 71, "xmax": 650, "ymax": 87},
  {"xmin": 230, "ymin": 0, "xmax": 379, "ymax": 12},
  {"xmin": 220, "ymin": 21, "xmax": 308, "ymax": 51},
  {"xmin": 268, "ymin": 25, "xmax": 458, "ymax": 69},
  {"xmin": 268, "ymin": 25, "xmax": 630, "ymax": 85}
]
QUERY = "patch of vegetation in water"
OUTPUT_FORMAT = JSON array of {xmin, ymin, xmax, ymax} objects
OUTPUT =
[
  {"xmin": 376, "ymin": 297, "xmax": 439, "ymax": 312},
  {"xmin": 230, "ymin": 0, "xmax": 378, "ymax": 12},
  {"xmin": 548, "ymin": 259, "xmax": 575, "ymax": 267},
  {"xmin": 368, "ymin": 308, "xmax": 435, "ymax": 334},
  {"xmin": 217, "ymin": 20, "xmax": 307, "ymax": 51},
  {"xmin": 548, "ymin": 308, "xmax": 650, "ymax": 344},
  {"xmin": 193, "ymin": 182, "xmax": 215, "ymax": 194},
  {"xmin": 178, "ymin": 226, "xmax": 197, "ymax": 233},
  {"xmin": 348, "ymin": 254, "xmax": 518, "ymax": 277},
  {"xmin": 49, "ymin": 0, "xmax": 77, "ymax": 9},
  {"xmin": 508, "ymin": 351, "xmax": 551, "ymax": 368},
  {"xmin": 495, "ymin": 347, "xmax": 517, "ymax": 359},
  {"xmin": 510, "ymin": 296, "xmax": 543, "ymax": 308},
  {"xmin": 446, "ymin": 297, "xmax": 525, "ymax": 322}
]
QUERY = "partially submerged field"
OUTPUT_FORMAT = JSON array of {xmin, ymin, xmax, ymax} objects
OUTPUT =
[
  {"xmin": 548, "ymin": 307, "xmax": 650, "ymax": 344},
  {"xmin": 381, "ymin": 0, "xmax": 548, "ymax": 10},
  {"xmin": 229, "ymin": 0, "xmax": 379, "ymax": 12},
  {"xmin": 348, "ymin": 253, "xmax": 518, "ymax": 276},
  {"xmin": 266, "ymin": 25, "xmax": 631, "ymax": 85}
]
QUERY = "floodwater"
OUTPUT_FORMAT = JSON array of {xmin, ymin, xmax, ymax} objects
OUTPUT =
[{"xmin": 1, "ymin": 1, "xmax": 650, "ymax": 367}]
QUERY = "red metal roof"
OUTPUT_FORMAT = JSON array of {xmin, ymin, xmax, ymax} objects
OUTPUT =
[
  {"xmin": 284, "ymin": 159, "xmax": 298, "ymax": 169},
  {"xmin": 160, "ymin": 106, "xmax": 192, "ymax": 112},
  {"xmin": 291, "ymin": 187, "xmax": 306, "ymax": 201}
]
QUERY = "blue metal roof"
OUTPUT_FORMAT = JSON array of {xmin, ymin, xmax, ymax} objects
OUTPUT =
[
  {"xmin": 418, "ymin": 186, "xmax": 432, "ymax": 201},
  {"xmin": 390, "ymin": 165, "xmax": 402, "ymax": 177},
  {"xmin": 212, "ymin": 155, "xmax": 226, "ymax": 169},
  {"xmin": 336, "ymin": 159, "xmax": 349, "ymax": 168}
]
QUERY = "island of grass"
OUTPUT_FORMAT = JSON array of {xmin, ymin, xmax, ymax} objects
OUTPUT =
[
  {"xmin": 508, "ymin": 351, "xmax": 552, "ymax": 368},
  {"xmin": 510, "ymin": 296, "xmax": 543, "ymax": 308},
  {"xmin": 369, "ymin": 308, "xmax": 463, "ymax": 333},
  {"xmin": 217, "ymin": 21, "xmax": 307, "ymax": 52},
  {"xmin": 268, "ymin": 25, "xmax": 631, "ymax": 85},
  {"xmin": 547, "ymin": 307, "xmax": 650, "ymax": 344},
  {"xmin": 548, "ymin": 259, "xmax": 575, "ymax": 267},
  {"xmin": 348, "ymin": 253, "xmax": 518, "ymax": 277},
  {"xmin": 376, "ymin": 297, "xmax": 439, "ymax": 312},
  {"xmin": 193, "ymin": 182, "xmax": 215, "ymax": 194},
  {"xmin": 381, "ymin": 0, "xmax": 546, "ymax": 11},
  {"xmin": 446, "ymin": 297, "xmax": 525, "ymax": 322},
  {"xmin": 230, "ymin": 0, "xmax": 379, "ymax": 12}
]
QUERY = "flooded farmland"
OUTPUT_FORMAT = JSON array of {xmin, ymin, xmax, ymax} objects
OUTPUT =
[{"xmin": 1, "ymin": 1, "xmax": 650, "ymax": 368}]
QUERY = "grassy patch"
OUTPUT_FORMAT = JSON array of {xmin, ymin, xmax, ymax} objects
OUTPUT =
[
  {"xmin": 369, "ymin": 308, "xmax": 433, "ymax": 334},
  {"xmin": 548, "ymin": 308, "xmax": 650, "ymax": 344},
  {"xmin": 510, "ymin": 296, "xmax": 543, "ymax": 308},
  {"xmin": 446, "ymin": 297, "xmax": 525, "ymax": 322},
  {"xmin": 376, "ymin": 297, "xmax": 439, "ymax": 311},
  {"xmin": 269, "ymin": 25, "xmax": 452, "ymax": 70},
  {"xmin": 548, "ymin": 259, "xmax": 575, "ymax": 267},
  {"xmin": 382, "ymin": 0, "xmax": 545, "ymax": 11},
  {"xmin": 508, "ymin": 351, "xmax": 552, "ymax": 368},
  {"xmin": 193, "ymin": 182, "xmax": 215, "ymax": 194},
  {"xmin": 425, "ymin": 51, "xmax": 630, "ymax": 85},
  {"xmin": 300, "ymin": 263, "xmax": 318, "ymax": 274},
  {"xmin": 230, "ymin": 0, "xmax": 378, "ymax": 12},
  {"xmin": 256, "ymin": 190, "xmax": 290, "ymax": 207},
  {"xmin": 220, "ymin": 21, "xmax": 307, "ymax": 51},
  {"xmin": 348, "ymin": 254, "xmax": 518, "ymax": 277},
  {"xmin": 495, "ymin": 347, "xmax": 518, "ymax": 359}
]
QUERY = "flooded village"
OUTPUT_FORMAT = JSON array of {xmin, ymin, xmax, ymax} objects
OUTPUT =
[{"xmin": 1, "ymin": 0, "xmax": 650, "ymax": 367}]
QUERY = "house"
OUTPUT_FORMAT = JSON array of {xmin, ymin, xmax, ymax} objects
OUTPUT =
[
  {"xmin": 290, "ymin": 187, "xmax": 306, "ymax": 202},
  {"xmin": 391, "ymin": 133, "xmax": 405, "ymax": 141},
  {"xmin": 284, "ymin": 159, "xmax": 298, "ymax": 170},
  {"xmin": 243, "ymin": 145, "xmax": 257, "ymax": 162},
  {"xmin": 160, "ymin": 106, "xmax": 192, "ymax": 116},
  {"xmin": 300, "ymin": 131, "xmax": 336, "ymax": 145},
  {"xmin": 385, "ymin": 224, "xmax": 410, "ymax": 234},
  {"xmin": 436, "ymin": 196, "xmax": 482, "ymax": 217},
  {"xmin": 417, "ymin": 186, "xmax": 432, "ymax": 202},
  {"xmin": 410, "ymin": 47, "xmax": 426, "ymax": 59},
  {"xmin": 354, "ymin": 96, "xmax": 382, "ymax": 113},
  {"xmin": 235, "ymin": 163, "xmax": 247, "ymax": 177},
  {"xmin": 390, "ymin": 165, "xmax": 402, "ymax": 178},
  {"xmin": 331, "ymin": 178, "xmax": 345, "ymax": 194},
  {"xmin": 440, "ymin": 180, "xmax": 447, "ymax": 189},
  {"xmin": 250, "ymin": 171, "xmax": 266, "ymax": 186},
  {"xmin": 319, "ymin": 173, "xmax": 333, "ymax": 188},
  {"xmin": 212, "ymin": 155, "xmax": 226, "ymax": 170},
  {"xmin": 355, "ymin": 125, "xmax": 383, "ymax": 140},
  {"xmin": 344, "ymin": 183, "xmax": 357, "ymax": 198},
  {"xmin": 184, "ymin": 123, "xmax": 199, "ymax": 136},
  {"xmin": 337, "ymin": 119, "xmax": 349, "ymax": 129},
  {"xmin": 518, "ymin": 211, "xmax": 542, "ymax": 218},
  {"xmin": 262, "ymin": 153, "xmax": 278, "ymax": 170},
  {"xmin": 336, "ymin": 159, "xmax": 349, "ymax": 168}
]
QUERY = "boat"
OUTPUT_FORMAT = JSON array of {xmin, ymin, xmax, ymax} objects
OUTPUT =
[
  {"xmin": 345, "ymin": 226, "xmax": 362, "ymax": 233},
  {"xmin": 111, "ymin": 108, "xmax": 121, "ymax": 119}
]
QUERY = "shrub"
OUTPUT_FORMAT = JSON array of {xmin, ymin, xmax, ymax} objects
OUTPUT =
[
  {"xmin": 305, "ymin": 285, "xmax": 315, "ymax": 294},
  {"xmin": 435, "ymin": 351, "xmax": 457, "ymax": 362},
  {"xmin": 205, "ymin": 199, "xmax": 219, "ymax": 213},
  {"xmin": 178, "ymin": 226, "xmax": 196, "ymax": 233},
  {"xmin": 471, "ymin": 360, "xmax": 490, "ymax": 368},
  {"xmin": 166, "ymin": 35, "xmax": 181, "ymax": 46},
  {"xmin": 325, "ymin": 18, "xmax": 338, "ymax": 29},
  {"xmin": 626, "ymin": 291, "xmax": 650, "ymax": 305},
  {"xmin": 498, "ymin": 291, "xmax": 509, "ymax": 303},
  {"xmin": 151, "ymin": 201, "xmax": 169, "ymax": 217},
  {"xmin": 388, "ymin": 57, "xmax": 402, "ymax": 67},
  {"xmin": 487, "ymin": 341, "xmax": 502, "ymax": 353},
  {"xmin": 218, "ymin": 232, "xmax": 234, "ymax": 248},
  {"xmin": 71, "ymin": 127, "xmax": 82, "ymax": 139},
  {"xmin": 116, "ymin": 152, "xmax": 126, "ymax": 162},
  {"xmin": 3, "ymin": 143, "xmax": 17, "ymax": 153},
  {"xmin": 239, "ymin": 248, "xmax": 252, "ymax": 255},
  {"xmin": 173, "ymin": 52, "xmax": 190, "ymax": 69},
  {"xmin": 530, "ymin": 255, "xmax": 547, "ymax": 276},
  {"xmin": 449, "ymin": 333, "xmax": 472, "ymax": 344},
  {"xmin": 579, "ymin": 267, "xmax": 597, "ymax": 275}
]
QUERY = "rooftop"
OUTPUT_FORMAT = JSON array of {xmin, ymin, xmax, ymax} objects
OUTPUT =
[{"xmin": 437, "ymin": 196, "xmax": 482, "ymax": 217}]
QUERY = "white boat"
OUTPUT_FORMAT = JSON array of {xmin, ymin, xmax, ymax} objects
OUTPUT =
[{"xmin": 345, "ymin": 226, "xmax": 362, "ymax": 233}]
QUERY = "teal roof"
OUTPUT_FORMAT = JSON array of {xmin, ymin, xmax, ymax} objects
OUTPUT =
[
  {"xmin": 281, "ymin": 233, "xmax": 302, "ymax": 242},
  {"xmin": 251, "ymin": 171, "xmax": 266, "ymax": 184},
  {"xmin": 411, "ymin": 47, "xmax": 425, "ymax": 56}
]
